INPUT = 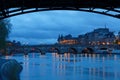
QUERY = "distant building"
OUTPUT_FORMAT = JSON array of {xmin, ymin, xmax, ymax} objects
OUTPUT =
[
  {"xmin": 116, "ymin": 31, "xmax": 120, "ymax": 45},
  {"xmin": 7, "ymin": 40, "xmax": 21, "ymax": 47},
  {"xmin": 58, "ymin": 34, "xmax": 79, "ymax": 45},
  {"xmin": 84, "ymin": 28, "xmax": 115, "ymax": 45},
  {"xmin": 58, "ymin": 28, "xmax": 116, "ymax": 45},
  {"xmin": 118, "ymin": 31, "xmax": 120, "ymax": 39}
]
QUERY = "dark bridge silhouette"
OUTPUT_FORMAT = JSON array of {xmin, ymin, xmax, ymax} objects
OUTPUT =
[
  {"xmin": 0, "ymin": 0, "xmax": 120, "ymax": 19},
  {"xmin": 8, "ymin": 44, "xmax": 117, "ymax": 55}
]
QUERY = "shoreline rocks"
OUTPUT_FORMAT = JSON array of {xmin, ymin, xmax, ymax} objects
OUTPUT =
[{"xmin": 0, "ymin": 59, "xmax": 23, "ymax": 80}]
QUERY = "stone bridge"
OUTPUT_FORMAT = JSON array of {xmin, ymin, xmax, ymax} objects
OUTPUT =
[{"xmin": 7, "ymin": 44, "xmax": 118, "ymax": 55}]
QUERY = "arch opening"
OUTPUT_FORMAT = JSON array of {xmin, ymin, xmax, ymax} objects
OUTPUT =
[
  {"xmin": 50, "ymin": 47, "xmax": 60, "ymax": 54},
  {"xmin": 82, "ymin": 47, "xmax": 94, "ymax": 54},
  {"xmin": 69, "ymin": 48, "xmax": 77, "ymax": 54},
  {"xmin": 29, "ymin": 48, "xmax": 45, "ymax": 55}
]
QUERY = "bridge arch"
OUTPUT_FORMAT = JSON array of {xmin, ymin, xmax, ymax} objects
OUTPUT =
[
  {"xmin": 29, "ymin": 48, "xmax": 45, "ymax": 55},
  {"xmin": 68, "ymin": 47, "xmax": 77, "ymax": 54},
  {"xmin": 51, "ymin": 47, "xmax": 60, "ymax": 54},
  {"xmin": 82, "ymin": 47, "xmax": 94, "ymax": 54},
  {"xmin": 1, "ymin": 7, "xmax": 120, "ymax": 20},
  {"xmin": 0, "ymin": 0, "xmax": 120, "ymax": 19}
]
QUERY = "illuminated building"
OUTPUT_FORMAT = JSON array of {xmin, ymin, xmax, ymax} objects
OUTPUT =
[
  {"xmin": 116, "ymin": 31, "xmax": 120, "ymax": 45},
  {"xmin": 58, "ymin": 34, "xmax": 79, "ymax": 45},
  {"xmin": 84, "ymin": 28, "xmax": 116, "ymax": 45},
  {"xmin": 58, "ymin": 28, "xmax": 116, "ymax": 45}
]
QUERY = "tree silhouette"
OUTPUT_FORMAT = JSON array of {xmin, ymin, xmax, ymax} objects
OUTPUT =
[{"xmin": 0, "ymin": 19, "xmax": 11, "ymax": 55}]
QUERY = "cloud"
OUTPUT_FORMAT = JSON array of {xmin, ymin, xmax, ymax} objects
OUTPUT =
[{"xmin": 9, "ymin": 10, "xmax": 120, "ymax": 44}]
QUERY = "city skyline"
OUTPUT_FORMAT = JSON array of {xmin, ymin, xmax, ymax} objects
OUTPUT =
[{"xmin": 8, "ymin": 10, "xmax": 120, "ymax": 44}]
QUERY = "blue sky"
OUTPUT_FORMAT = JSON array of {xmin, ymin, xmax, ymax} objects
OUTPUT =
[{"xmin": 8, "ymin": 10, "xmax": 120, "ymax": 45}]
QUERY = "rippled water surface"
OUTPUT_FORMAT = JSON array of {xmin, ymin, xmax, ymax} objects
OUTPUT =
[{"xmin": 3, "ymin": 53, "xmax": 120, "ymax": 80}]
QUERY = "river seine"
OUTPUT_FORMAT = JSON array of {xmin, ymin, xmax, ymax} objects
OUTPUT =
[{"xmin": 2, "ymin": 53, "xmax": 120, "ymax": 80}]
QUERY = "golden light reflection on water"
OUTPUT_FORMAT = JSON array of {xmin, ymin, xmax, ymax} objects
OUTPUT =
[
  {"xmin": 3, "ymin": 53, "xmax": 120, "ymax": 80},
  {"xmin": 50, "ymin": 53, "xmax": 120, "ymax": 80}
]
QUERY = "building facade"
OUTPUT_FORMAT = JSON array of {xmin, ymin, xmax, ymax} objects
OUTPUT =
[
  {"xmin": 58, "ymin": 34, "xmax": 79, "ymax": 45},
  {"xmin": 58, "ymin": 28, "xmax": 116, "ymax": 45}
]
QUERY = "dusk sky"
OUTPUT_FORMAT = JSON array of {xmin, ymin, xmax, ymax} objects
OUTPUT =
[{"xmin": 8, "ymin": 10, "xmax": 120, "ymax": 45}]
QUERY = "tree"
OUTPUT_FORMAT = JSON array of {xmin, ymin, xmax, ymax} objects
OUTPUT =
[{"xmin": 0, "ymin": 19, "xmax": 11, "ymax": 55}]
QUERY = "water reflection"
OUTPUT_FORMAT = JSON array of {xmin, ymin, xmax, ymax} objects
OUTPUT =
[
  {"xmin": 2, "ymin": 53, "xmax": 120, "ymax": 80},
  {"xmin": 52, "ymin": 53, "xmax": 120, "ymax": 80}
]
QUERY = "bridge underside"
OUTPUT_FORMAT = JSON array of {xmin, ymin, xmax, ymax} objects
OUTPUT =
[{"xmin": 0, "ymin": 0, "xmax": 120, "ymax": 19}]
